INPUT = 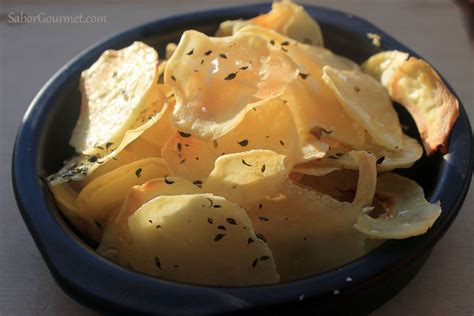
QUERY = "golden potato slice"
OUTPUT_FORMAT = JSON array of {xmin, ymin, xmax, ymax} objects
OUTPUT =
[
  {"xmin": 240, "ymin": 184, "xmax": 368, "ymax": 281},
  {"xmin": 217, "ymin": 1, "xmax": 323, "ymax": 46},
  {"xmin": 161, "ymin": 98, "xmax": 308, "ymax": 182},
  {"xmin": 390, "ymin": 58, "xmax": 459, "ymax": 155},
  {"xmin": 203, "ymin": 150, "xmax": 289, "ymax": 204},
  {"xmin": 354, "ymin": 173, "xmax": 441, "ymax": 239},
  {"xmin": 165, "ymin": 30, "xmax": 298, "ymax": 139},
  {"xmin": 70, "ymin": 42, "xmax": 159, "ymax": 155},
  {"xmin": 361, "ymin": 50, "xmax": 409, "ymax": 89},
  {"xmin": 295, "ymin": 133, "xmax": 422, "ymax": 173},
  {"xmin": 97, "ymin": 218, "xmax": 119, "ymax": 262},
  {"xmin": 48, "ymin": 88, "xmax": 170, "ymax": 186},
  {"xmin": 127, "ymin": 194, "xmax": 279, "ymax": 285},
  {"xmin": 323, "ymin": 66, "xmax": 403, "ymax": 150},
  {"xmin": 237, "ymin": 26, "xmax": 365, "ymax": 149},
  {"xmin": 49, "ymin": 183, "xmax": 101, "ymax": 242},
  {"xmin": 76, "ymin": 158, "xmax": 168, "ymax": 222},
  {"xmin": 350, "ymin": 151, "xmax": 376, "ymax": 208}
]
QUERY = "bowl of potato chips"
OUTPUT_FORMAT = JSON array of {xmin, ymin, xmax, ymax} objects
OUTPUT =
[{"xmin": 12, "ymin": 1, "xmax": 472, "ymax": 314}]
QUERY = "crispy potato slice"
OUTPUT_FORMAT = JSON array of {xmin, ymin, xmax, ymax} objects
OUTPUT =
[
  {"xmin": 390, "ymin": 58, "xmax": 459, "ymax": 155},
  {"xmin": 361, "ymin": 50, "xmax": 409, "ymax": 89},
  {"xmin": 165, "ymin": 30, "xmax": 298, "ymax": 139},
  {"xmin": 203, "ymin": 150, "xmax": 289, "ymax": 204},
  {"xmin": 161, "ymin": 98, "xmax": 306, "ymax": 182},
  {"xmin": 127, "ymin": 194, "xmax": 279, "ymax": 285},
  {"xmin": 70, "ymin": 42, "xmax": 159, "ymax": 155},
  {"xmin": 76, "ymin": 158, "xmax": 168, "ymax": 222},
  {"xmin": 217, "ymin": 0, "xmax": 323, "ymax": 46},
  {"xmin": 323, "ymin": 66, "xmax": 403, "ymax": 150},
  {"xmin": 350, "ymin": 151, "xmax": 376, "ymax": 208},
  {"xmin": 49, "ymin": 183, "xmax": 101, "ymax": 242},
  {"xmin": 237, "ymin": 26, "xmax": 365, "ymax": 149},
  {"xmin": 354, "ymin": 173, "xmax": 441, "ymax": 239},
  {"xmin": 296, "ymin": 133, "xmax": 422, "ymax": 173},
  {"xmin": 241, "ymin": 184, "xmax": 368, "ymax": 281},
  {"xmin": 48, "ymin": 90, "xmax": 170, "ymax": 186}
]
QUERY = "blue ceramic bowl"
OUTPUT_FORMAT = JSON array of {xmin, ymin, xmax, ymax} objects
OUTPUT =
[{"xmin": 12, "ymin": 3, "xmax": 473, "ymax": 314}]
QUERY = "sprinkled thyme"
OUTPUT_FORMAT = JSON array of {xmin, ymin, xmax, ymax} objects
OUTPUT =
[
  {"xmin": 256, "ymin": 233, "xmax": 267, "ymax": 243},
  {"xmin": 88, "ymin": 156, "xmax": 98, "ymax": 163},
  {"xmin": 252, "ymin": 258, "xmax": 258, "ymax": 268},
  {"xmin": 217, "ymin": 225, "xmax": 226, "ymax": 231},
  {"xmin": 164, "ymin": 176, "xmax": 174, "ymax": 184},
  {"xmin": 180, "ymin": 159, "xmax": 186, "ymax": 164},
  {"xmin": 279, "ymin": 140, "xmax": 285, "ymax": 146},
  {"xmin": 105, "ymin": 142, "xmax": 114, "ymax": 150},
  {"xmin": 148, "ymin": 219, "xmax": 153, "ymax": 223},
  {"xmin": 186, "ymin": 48, "xmax": 194, "ymax": 55},
  {"xmin": 213, "ymin": 139, "xmax": 218, "ymax": 148},
  {"xmin": 135, "ymin": 168, "xmax": 142, "ymax": 178},
  {"xmin": 247, "ymin": 238, "xmax": 254, "ymax": 245},
  {"xmin": 207, "ymin": 218, "xmax": 213, "ymax": 224},
  {"xmin": 178, "ymin": 131, "xmax": 191, "ymax": 138},
  {"xmin": 260, "ymin": 256, "xmax": 269, "ymax": 261},
  {"xmin": 206, "ymin": 198, "xmax": 214, "ymax": 208},
  {"xmin": 177, "ymin": 143, "xmax": 182, "ymax": 152},
  {"xmin": 171, "ymin": 75, "xmax": 176, "ymax": 81},
  {"xmin": 270, "ymin": 40, "xmax": 275, "ymax": 46},
  {"xmin": 156, "ymin": 225, "xmax": 161, "ymax": 229},
  {"xmin": 354, "ymin": 87, "xmax": 361, "ymax": 92},
  {"xmin": 376, "ymin": 156, "xmax": 385, "ymax": 164},
  {"xmin": 214, "ymin": 234, "xmax": 225, "ymax": 241},
  {"xmin": 213, "ymin": 205, "xmax": 222, "ymax": 208},
  {"xmin": 224, "ymin": 72, "xmax": 238, "ymax": 80},
  {"xmin": 204, "ymin": 50, "xmax": 212, "ymax": 56},
  {"xmin": 242, "ymin": 159, "xmax": 252, "ymax": 166},
  {"xmin": 226, "ymin": 218, "xmax": 237, "ymax": 225},
  {"xmin": 259, "ymin": 216, "xmax": 269, "ymax": 222},
  {"xmin": 261, "ymin": 164, "xmax": 266, "ymax": 173},
  {"xmin": 240, "ymin": 65, "xmax": 249, "ymax": 70},
  {"xmin": 219, "ymin": 53, "xmax": 227, "ymax": 59},
  {"xmin": 238, "ymin": 139, "xmax": 249, "ymax": 147},
  {"xmin": 281, "ymin": 47, "xmax": 288, "ymax": 53},
  {"xmin": 154, "ymin": 257, "xmax": 161, "ymax": 270},
  {"xmin": 299, "ymin": 73, "xmax": 309, "ymax": 80},
  {"xmin": 281, "ymin": 41, "xmax": 290, "ymax": 46},
  {"xmin": 193, "ymin": 180, "xmax": 203, "ymax": 188},
  {"xmin": 258, "ymin": 203, "xmax": 263, "ymax": 209}
]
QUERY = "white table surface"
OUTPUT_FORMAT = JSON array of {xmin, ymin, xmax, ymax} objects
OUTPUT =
[{"xmin": 1, "ymin": 0, "xmax": 472, "ymax": 315}]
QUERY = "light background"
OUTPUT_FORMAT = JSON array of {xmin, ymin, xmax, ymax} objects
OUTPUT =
[{"xmin": 0, "ymin": 0, "xmax": 472, "ymax": 315}]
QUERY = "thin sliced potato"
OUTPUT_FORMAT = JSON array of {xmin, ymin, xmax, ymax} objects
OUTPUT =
[
  {"xmin": 323, "ymin": 66, "xmax": 403, "ymax": 150},
  {"xmin": 48, "ymin": 87, "xmax": 170, "ymax": 186},
  {"xmin": 70, "ymin": 42, "xmax": 159, "ymax": 155},
  {"xmin": 296, "ymin": 133, "xmax": 422, "ymax": 173},
  {"xmin": 165, "ymin": 30, "xmax": 298, "ymax": 139},
  {"xmin": 354, "ymin": 173, "xmax": 441, "ymax": 239},
  {"xmin": 241, "ymin": 184, "xmax": 367, "ymax": 281},
  {"xmin": 361, "ymin": 50, "xmax": 409, "ymax": 89},
  {"xmin": 127, "ymin": 194, "xmax": 279, "ymax": 285},
  {"xmin": 50, "ymin": 183, "xmax": 101, "ymax": 242},
  {"xmin": 350, "ymin": 151, "xmax": 376, "ymax": 208},
  {"xmin": 76, "ymin": 158, "xmax": 168, "ymax": 222},
  {"xmin": 203, "ymin": 150, "xmax": 289, "ymax": 204},
  {"xmin": 161, "ymin": 98, "xmax": 306, "ymax": 182},
  {"xmin": 390, "ymin": 58, "xmax": 459, "ymax": 155},
  {"xmin": 217, "ymin": 1, "xmax": 323, "ymax": 46}
]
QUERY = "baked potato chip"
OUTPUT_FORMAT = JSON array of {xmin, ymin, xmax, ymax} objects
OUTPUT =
[
  {"xmin": 323, "ymin": 66, "xmax": 403, "ymax": 150},
  {"xmin": 237, "ymin": 26, "xmax": 364, "ymax": 149},
  {"xmin": 241, "ymin": 184, "xmax": 367, "ymax": 281},
  {"xmin": 127, "ymin": 194, "xmax": 279, "ymax": 285},
  {"xmin": 361, "ymin": 50, "xmax": 408, "ymax": 89},
  {"xmin": 217, "ymin": 0, "xmax": 323, "ymax": 46},
  {"xmin": 70, "ymin": 41, "xmax": 159, "ymax": 155},
  {"xmin": 350, "ymin": 151, "xmax": 376, "ymax": 208},
  {"xmin": 296, "ymin": 133, "xmax": 422, "ymax": 173},
  {"xmin": 76, "ymin": 158, "xmax": 168, "ymax": 222},
  {"xmin": 48, "ymin": 89, "xmax": 169, "ymax": 186},
  {"xmin": 50, "ymin": 183, "xmax": 101, "ymax": 242},
  {"xmin": 354, "ymin": 173, "xmax": 441, "ymax": 239},
  {"xmin": 390, "ymin": 58, "xmax": 459, "ymax": 155},
  {"xmin": 203, "ymin": 150, "xmax": 289, "ymax": 204},
  {"xmin": 165, "ymin": 30, "xmax": 298, "ymax": 139},
  {"xmin": 161, "ymin": 98, "xmax": 305, "ymax": 182}
]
